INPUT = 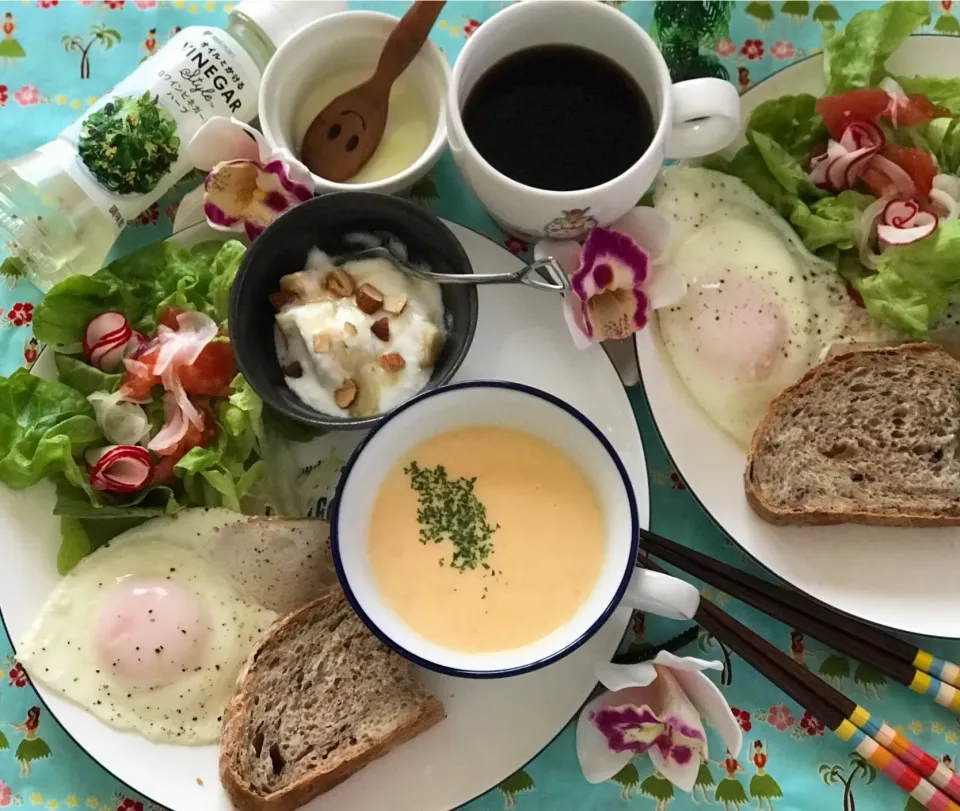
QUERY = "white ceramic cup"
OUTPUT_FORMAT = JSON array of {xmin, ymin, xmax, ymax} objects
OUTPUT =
[
  {"xmin": 446, "ymin": 0, "xmax": 741, "ymax": 238},
  {"xmin": 331, "ymin": 381, "xmax": 700, "ymax": 678},
  {"xmin": 259, "ymin": 11, "xmax": 450, "ymax": 195}
]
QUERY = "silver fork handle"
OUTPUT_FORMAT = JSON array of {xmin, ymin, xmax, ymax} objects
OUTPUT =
[{"xmin": 414, "ymin": 258, "xmax": 569, "ymax": 293}]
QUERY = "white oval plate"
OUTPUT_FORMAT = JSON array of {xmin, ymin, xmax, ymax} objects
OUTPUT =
[
  {"xmin": 637, "ymin": 36, "xmax": 960, "ymax": 639},
  {"xmin": 0, "ymin": 222, "xmax": 648, "ymax": 810}
]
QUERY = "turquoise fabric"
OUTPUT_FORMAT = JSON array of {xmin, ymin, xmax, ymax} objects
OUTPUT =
[{"xmin": 0, "ymin": 2, "xmax": 958, "ymax": 809}]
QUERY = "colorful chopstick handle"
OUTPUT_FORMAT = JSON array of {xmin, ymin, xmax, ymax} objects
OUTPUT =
[
  {"xmin": 836, "ymin": 719, "xmax": 960, "ymax": 811},
  {"xmin": 910, "ymin": 670, "xmax": 960, "ymax": 713},
  {"xmin": 915, "ymin": 650, "xmax": 960, "ymax": 691}
]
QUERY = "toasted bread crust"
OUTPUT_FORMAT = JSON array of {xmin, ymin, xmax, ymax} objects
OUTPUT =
[
  {"xmin": 745, "ymin": 343, "xmax": 960, "ymax": 528},
  {"xmin": 219, "ymin": 590, "xmax": 445, "ymax": 811}
]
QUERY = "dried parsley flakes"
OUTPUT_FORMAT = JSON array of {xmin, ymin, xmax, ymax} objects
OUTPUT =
[{"xmin": 405, "ymin": 461, "xmax": 499, "ymax": 572}]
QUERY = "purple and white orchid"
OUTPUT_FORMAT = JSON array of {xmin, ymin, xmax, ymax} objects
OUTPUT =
[
  {"xmin": 534, "ymin": 207, "xmax": 686, "ymax": 349},
  {"xmin": 183, "ymin": 117, "xmax": 314, "ymax": 240},
  {"xmin": 577, "ymin": 651, "xmax": 742, "ymax": 792}
]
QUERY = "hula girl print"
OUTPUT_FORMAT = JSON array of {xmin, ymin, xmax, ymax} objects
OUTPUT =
[
  {"xmin": 639, "ymin": 769, "xmax": 673, "ymax": 811},
  {"xmin": 543, "ymin": 208, "xmax": 598, "ymax": 240},
  {"xmin": 715, "ymin": 752, "xmax": 749, "ymax": 810},
  {"xmin": 789, "ymin": 631, "xmax": 807, "ymax": 667},
  {"xmin": 142, "ymin": 29, "xmax": 158, "ymax": 59},
  {"xmin": 0, "ymin": 13, "xmax": 26, "ymax": 68},
  {"xmin": 749, "ymin": 741, "xmax": 783, "ymax": 810},
  {"xmin": 694, "ymin": 751, "xmax": 716, "ymax": 803},
  {"xmin": 9, "ymin": 706, "xmax": 51, "ymax": 777}
]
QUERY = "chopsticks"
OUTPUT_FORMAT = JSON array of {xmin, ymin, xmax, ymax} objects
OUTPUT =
[
  {"xmin": 640, "ymin": 558, "xmax": 960, "ymax": 811},
  {"xmin": 636, "ymin": 529, "xmax": 960, "ymax": 711}
]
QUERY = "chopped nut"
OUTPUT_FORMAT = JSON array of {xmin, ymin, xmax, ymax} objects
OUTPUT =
[
  {"xmin": 269, "ymin": 290, "xmax": 297, "ymax": 311},
  {"xmin": 326, "ymin": 268, "xmax": 355, "ymax": 297},
  {"xmin": 282, "ymin": 361, "xmax": 303, "ymax": 378},
  {"xmin": 371, "ymin": 317, "xmax": 390, "ymax": 341},
  {"xmin": 380, "ymin": 352, "xmax": 406, "ymax": 372},
  {"xmin": 312, "ymin": 332, "xmax": 332, "ymax": 354},
  {"xmin": 343, "ymin": 321, "xmax": 357, "ymax": 337},
  {"xmin": 334, "ymin": 379, "xmax": 358, "ymax": 408},
  {"xmin": 280, "ymin": 269, "xmax": 328, "ymax": 301},
  {"xmin": 355, "ymin": 283, "xmax": 384, "ymax": 314},
  {"xmin": 420, "ymin": 323, "xmax": 445, "ymax": 367},
  {"xmin": 383, "ymin": 295, "xmax": 408, "ymax": 315}
]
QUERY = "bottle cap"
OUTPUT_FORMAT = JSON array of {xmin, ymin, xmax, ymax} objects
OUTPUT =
[{"xmin": 234, "ymin": 0, "xmax": 347, "ymax": 50}]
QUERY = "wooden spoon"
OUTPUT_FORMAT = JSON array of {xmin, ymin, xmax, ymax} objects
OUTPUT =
[{"xmin": 300, "ymin": 0, "xmax": 446, "ymax": 183}]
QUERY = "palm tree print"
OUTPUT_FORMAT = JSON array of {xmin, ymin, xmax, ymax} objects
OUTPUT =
[
  {"xmin": 819, "ymin": 754, "xmax": 878, "ymax": 811},
  {"xmin": 498, "ymin": 768, "xmax": 534, "ymax": 809},
  {"xmin": 62, "ymin": 25, "xmax": 121, "ymax": 80}
]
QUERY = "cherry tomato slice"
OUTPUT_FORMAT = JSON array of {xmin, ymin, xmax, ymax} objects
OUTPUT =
[{"xmin": 816, "ymin": 90, "xmax": 889, "ymax": 140}]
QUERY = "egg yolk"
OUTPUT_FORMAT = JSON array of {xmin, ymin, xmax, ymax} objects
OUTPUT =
[
  {"xmin": 95, "ymin": 577, "xmax": 211, "ymax": 689},
  {"xmin": 681, "ymin": 277, "xmax": 788, "ymax": 383}
]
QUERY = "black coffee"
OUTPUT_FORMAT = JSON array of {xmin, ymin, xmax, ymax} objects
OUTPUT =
[{"xmin": 461, "ymin": 44, "xmax": 655, "ymax": 192}]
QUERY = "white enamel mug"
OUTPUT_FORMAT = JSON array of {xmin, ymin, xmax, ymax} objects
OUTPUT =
[{"xmin": 446, "ymin": 0, "xmax": 741, "ymax": 238}]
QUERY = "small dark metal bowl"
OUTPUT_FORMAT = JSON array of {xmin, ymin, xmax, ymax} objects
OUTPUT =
[{"xmin": 229, "ymin": 192, "xmax": 479, "ymax": 430}]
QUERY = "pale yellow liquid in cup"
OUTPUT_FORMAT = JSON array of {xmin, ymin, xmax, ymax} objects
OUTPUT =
[
  {"xmin": 295, "ymin": 68, "xmax": 434, "ymax": 184},
  {"xmin": 368, "ymin": 426, "xmax": 606, "ymax": 653}
]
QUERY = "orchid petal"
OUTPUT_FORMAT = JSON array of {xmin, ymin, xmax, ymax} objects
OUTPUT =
[
  {"xmin": 609, "ymin": 207, "xmax": 673, "ymax": 261},
  {"xmin": 533, "ymin": 238, "xmax": 583, "ymax": 278},
  {"xmin": 270, "ymin": 147, "xmax": 316, "ymax": 191},
  {"xmin": 572, "ymin": 227, "xmax": 649, "ymax": 301},
  {"xmin": 650, "ymin": 651, "xmax": 725, "ymax": 674},
  {"xmin": 669, "ymin": 666, "xmax": 743, "ymax": 759},
  {"xmin": 188, "ymin": 116, "xmax": 263, "ymax": 171},
  {"xmin": 646, "ymin": 668, "xmax": 707, "ymax": 792},
  {"xmin": 646, "ymin": 266, "xmax": 688, "ymax": 310},
  {"xmin": 576, "ymin": 691, "xmax": 636, "ymax": 783},
  {"xmin": 597, "ymin": 661, "xmax": 658, "ymax": 693}
]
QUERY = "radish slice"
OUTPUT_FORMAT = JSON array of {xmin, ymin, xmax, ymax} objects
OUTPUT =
[
  {"xmin": 88, "ymin": 445, "xmax": 152, "ymax": 493},
  {"xmin": 126, "ymin": 331, "xmax": 149, "ymax": 360},
  {"xmin": 934, "ymin": 173, "xmax": 960, "ymax": 199},
  {"xmin": 87, "ymin": 390, "xmax": 150, "ymax": 447},
  {"xmin": 880, "ymin": 77, "xmax": 908, "ymax": 124},
  {"xmin": 153, "ymin": 311, "xmax": 218, "ymax": 377},
  {"xmin": 147, "ymin": 392, "xmax": 190, "ymax": 454},
  {"xmin": 878, "ymin": 211, "xmax": 938, "ymax": 245},
  {"xmin": 882, "ymin": 199, "xmax": 922, "ymax": 227},
  {"xmin": 83, "ymin": 312, "xmax": 129, "ymax": 357},
  {"xmin": 870, "ymin": 154, "xmax": 916, "ymax": 198},
  {"xmin": 810, "ymin": 123, "xmax": 884, "ymax": 191},
  {"xmin": 84, "ymin": 311, "xmax": 133, "ymax": 371},
  {"xmin": 855, "ymin": 194, "xmax": 893, "ymax": 271}
]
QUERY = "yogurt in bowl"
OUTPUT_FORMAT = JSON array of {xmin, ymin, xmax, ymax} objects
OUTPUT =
[{"xmin": 274, "ymin": 240, "xmax": 445, "ymax": 418}]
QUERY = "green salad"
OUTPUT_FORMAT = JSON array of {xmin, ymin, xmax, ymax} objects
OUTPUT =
[
  {"xmin": 707, "ymin": 1, "xmax": 960, "ymax": 335},
  {"xmin": 0, "ymin": 239, "xmax": 309, "ymax": 573}
]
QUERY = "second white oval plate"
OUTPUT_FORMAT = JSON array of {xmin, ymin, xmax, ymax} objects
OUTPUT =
[
  {"xmin": 637, "ymin": 35, "xmax": 960, "ymax": 639},
  {"xmin": 0, "ymin": 222, "xmax": 648, "ymax": 810}
]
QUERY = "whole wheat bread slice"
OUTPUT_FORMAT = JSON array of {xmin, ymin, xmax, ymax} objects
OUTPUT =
[
  {"xmin": 220, "ymin": 588, "xmax": 445, "ymax": 811},
  {"xmin": 745, "ymin": 343, "xmax": 960, "ymax": 527}
]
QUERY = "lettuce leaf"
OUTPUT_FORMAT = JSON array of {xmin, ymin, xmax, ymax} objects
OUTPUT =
[
  {"xmin": 33, "ymin": 239, "xmax": 246, "ymax": 345},
  {"xmin": 896, "ymin": 76, "xmax": 960, "ymax": 116},
  {"xmin": 746, "ymin": 94, "xmax": 827, "ymax": 159},
  {"xmin": 0, "ymin": 370, "xmax": 102, "ymax": 491},
  {"xmin": 790, "ymin": 191, "xmax": 874, "ymax": 252},
  {"xmin": 824, "ymin": 2, "xmax": 931, "ymax": 94},
  {"xmin": 853, "ymin": 219, "xmax": 960, "ymax": 334},
  {"xmin": 747, "ymin": 130, "xmax": 825, "ymax": 200},
  {"xmin": 54, "ymin": 353, "xmax": 120, "ymax": 396}
]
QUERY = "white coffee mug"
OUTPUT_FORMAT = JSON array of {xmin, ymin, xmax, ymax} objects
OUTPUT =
[{"xmin": 446, "ymin": 0, "xmax": 741, "ymax": 238}]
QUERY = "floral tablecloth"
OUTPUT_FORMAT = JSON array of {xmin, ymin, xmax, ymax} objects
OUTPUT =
[{"xmin": 1, "ymin": 1, "xmax": 959, "ymax": 810}]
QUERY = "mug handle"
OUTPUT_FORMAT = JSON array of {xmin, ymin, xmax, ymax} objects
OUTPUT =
[
  {"xmin": 665, "ymin": 78, "xmax": 742, "ymax": 160},
  {"xmin": 619, "ymin": 567, "xmax": 700, "ymax": 620}
]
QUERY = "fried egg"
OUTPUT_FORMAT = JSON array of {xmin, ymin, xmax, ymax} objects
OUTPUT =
[
  {"xmin": 17, "ymin": 509, "xmax": 337, "ymax": 745},
  {"xmin": 653, "ymin": 167, "xmax": 896, "ymax": 446}
]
